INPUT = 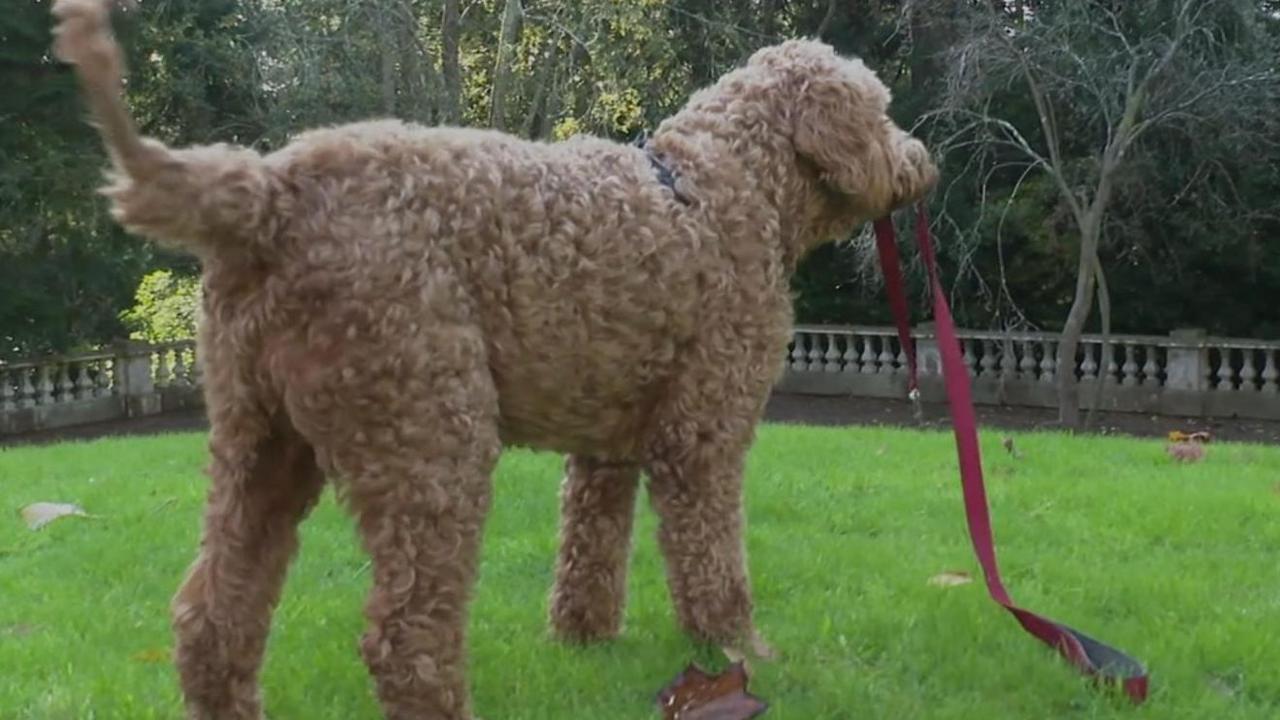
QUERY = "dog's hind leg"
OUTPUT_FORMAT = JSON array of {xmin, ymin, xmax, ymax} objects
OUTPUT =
[
  {"xmin": 290, "ymin": 322, "xmax": 500, "ymax": 720},
  {"xmin": 171, "ymin": 406, "xmax": 324, "ymax": 720},
  {"xmin": 549, "ymin": 456, "xmax": 641, "ymax": 642}
]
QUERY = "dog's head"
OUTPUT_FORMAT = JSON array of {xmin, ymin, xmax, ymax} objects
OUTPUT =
[{"xmin": 748, "ymin": 40, "xmax": 937, "ymax": 223}]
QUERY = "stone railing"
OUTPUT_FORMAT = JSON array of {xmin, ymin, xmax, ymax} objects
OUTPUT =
[
  {"xmin": 1, "ymin": 340, "xmax": 203, "ymax": 436},
  {"xmin": 5, "ymin": 326, "xmax": 1278, "ymax": 438},
  {"xmin": 778, "ymin": 325, "xmax": 1280, "ymax": 421}
]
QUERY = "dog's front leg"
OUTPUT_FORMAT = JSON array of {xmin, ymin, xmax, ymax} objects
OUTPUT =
[{"xmin": 643, "ymin": 363, "xmax": 775, "ymax": 653}]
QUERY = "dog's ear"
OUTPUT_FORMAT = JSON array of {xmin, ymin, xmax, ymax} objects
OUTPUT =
[{"xmin": 756, "ymin": 41, "xmax": 895, "ymax": 207}]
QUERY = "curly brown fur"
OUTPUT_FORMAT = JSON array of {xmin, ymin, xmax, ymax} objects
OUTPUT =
[
  {"xmin": 550, "ymin": 456, "xmax": 641, "ymax": 641},
  {"xmin": 52, "ymin": 0, "xmax": 936, "ymax": 717}
]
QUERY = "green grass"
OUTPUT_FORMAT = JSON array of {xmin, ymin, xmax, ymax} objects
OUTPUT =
[{"xmin": 2, "ymin": 425, "xmax": 1279, "ymax": 719}]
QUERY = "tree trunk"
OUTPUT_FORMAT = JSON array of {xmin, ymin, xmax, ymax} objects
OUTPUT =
[
  {"xmin": 377, "ymin": 3, "xmax": 398, "ymax": 115},
  {"xmin": 1056, "ymin": 221, "xmax": 1101, "ymax": 429},
  {"xmin": 522, "ymin": 34, "xmax": 561, "ymax": 140},
  {"xmin": 440, "ymin": 0, "xmax": 463, "ymax": 124},
  {"xmin": 489, "ymin": 0, "xmax": 524, "ymax": 131},
  {"xmin": 1084, "ymin": 252, "xmax": 1112, "ymax": 430},
  {"xmin": 397, "ymin": 1, "xmax": 435, "ymax": 123},
  {"xmin": 815, "ymin": 0, "xmax": 838, "ymax": 38}
]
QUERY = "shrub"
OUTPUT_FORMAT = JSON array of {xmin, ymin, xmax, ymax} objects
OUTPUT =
[{"xmin": 119, "ymin": 270, "xmax": 200, "ymax": 343}]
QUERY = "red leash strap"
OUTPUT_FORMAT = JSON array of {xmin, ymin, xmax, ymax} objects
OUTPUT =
[{"xmin": 873, "ymin": 204, "xmax": 1149, "ymax": 703}]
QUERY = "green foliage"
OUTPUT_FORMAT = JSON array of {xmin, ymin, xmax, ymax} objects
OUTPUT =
[
  {"xmin": 119, "ymin": 270, "xmax": 201, "ymax": 343},
  {"xmin": 2, "ymin": 0, "xmax": 1278, "ymax": 359}
]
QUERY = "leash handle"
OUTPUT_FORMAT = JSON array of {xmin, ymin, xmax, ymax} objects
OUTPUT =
[{"xmin": 872, "ymin": 205, "xmax": 1149, "ymax": 703}]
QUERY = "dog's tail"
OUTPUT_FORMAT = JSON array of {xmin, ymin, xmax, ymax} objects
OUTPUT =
[{"xmin": 52, "ymin": 0, "xmax": 276, "ymax": 256}]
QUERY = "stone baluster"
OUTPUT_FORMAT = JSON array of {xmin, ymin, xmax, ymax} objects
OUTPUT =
[
  {"xmin": 962, "ymin": 339, "xmax": 977, "ymax": 377},
  {"xmin": 1215, "ymin": 348, "xmax": 1235, "ymax": 392},
  {"xmin": 1262, "ymin": 350, "xmax": 1278, "ymax": 394},
  {"xmin": 1141, "ymin": 346, "xmax": 1160, "ymax": 387},
  {"xmin": 97, "ymin": 359, "xmax": 114, "ymax": 397},
  {"xmin": 895, "ymin": 345, "xmax": 909, "ymax": 376},
  {"xmin": 1080, "ymin": 343, "xmax": 1098, "ymax": 381},
  {"xmin": 1, "ymin": 369, "xmax": 14, "ymax": 411},
  {"xmin": 980, "ymin": 339, "xmax": 999, "ymax": 378},
  {"xmin": 807, "ymin": 334, "xmax": 826, "ymax": 371},
  {"xmin": 1238, "ymin": 350, "xmax": 1258, "ymax": 393},
  {"xmin": 790, "ymin": 334, "xmax": 808, "ymax": 371},
  {"xmin": 1039, "ymin": 340, "xmax": 1056, "ymax": 383},
  {"xmin": 75, "ymin": 361, "xmax": 96, "ymax": 400},
  {"xmin": 859, "ymin": 336, "xmax": 877, "ymax": 374},
  {"xmin": 1121, "ymin": 344, "xmax": 1139, "ymax": 387},
  {"xmin": 1105, "ymin": 345, "xmax": 1120, "ymax": 385},
  {"xmin": 877, "ymin": 337, "xmax": 896, "ymax": 374},
  {"xmin": 37, "ymin": 365, "xmax": 54, "ymax": 405},
  {"xmin": 19, "ymin": 368, "xmax": 37, "ymax": 409},
  {"xmin": 56, "ymin": 363, "xmax": 75, "ymax": 403},
  {"xmin": 823, "ymin": 334, "xmax": 842, "ymax": 373},
  {"xmin": 841, "ymin": 335, "xmax": 859, "ymax": 373},
  {"xmin": 1019, "ymin": 340, "xmax": 1037, "ymax": 381}
]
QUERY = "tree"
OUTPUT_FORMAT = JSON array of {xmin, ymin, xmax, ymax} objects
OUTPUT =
[{"xmin": 935, "ymin": 0, "xmax": 1280, "ymax": 428}]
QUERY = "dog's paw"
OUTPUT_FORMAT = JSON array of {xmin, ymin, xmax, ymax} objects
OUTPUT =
[{"xmin": 722, "ymin": 630, "xmax": 778, "ymax": 667}]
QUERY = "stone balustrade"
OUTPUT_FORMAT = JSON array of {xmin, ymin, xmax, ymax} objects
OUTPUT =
[
  {"xmin": 3, "ymin": 327, "xmax": 1277, "ymax": 438},
  {"xmin": 1, "ymin": 340, "xmax": 202, "ymax": 436},
  {"xmin": 779, "ymin": 325, "xmax": 1280, "ymax": 421}
]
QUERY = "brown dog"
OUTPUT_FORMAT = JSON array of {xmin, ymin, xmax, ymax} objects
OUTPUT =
[{"xmin": 52, "ymin": 1, "xmax": 936, "ymax": 717}]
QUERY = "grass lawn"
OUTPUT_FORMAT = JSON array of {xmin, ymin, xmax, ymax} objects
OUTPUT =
[{"xmin": 2, "ymin": 424, "xmax": 1279, "ymax": 719}]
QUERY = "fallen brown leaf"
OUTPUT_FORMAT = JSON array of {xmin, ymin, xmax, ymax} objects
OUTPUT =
[
  {"xmin": 3, "ymin": 623, "xmax": 39, "ymax": 638},
  {"xmin": 1165, "ymin": 442, "xmax": 1206, "ymax": 463},
  {"xmin": 131, "ymin": 648, "xmax": 170, "ymax": 663},
  {"xmin": 19, "ymin": 502, "xmax": 88, "ymax": 530},
  {"xmin": 927, "ymin": 570, "xmax": 974, "ymax": 588},
  {"xmin": 657, "ymin": 662, "xmax": 768, "ymax": 720}
]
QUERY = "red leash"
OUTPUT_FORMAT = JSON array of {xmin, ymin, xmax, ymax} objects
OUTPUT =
[{"xmin": 873, "ymin": 204, "xmax": 1149, "ymax": 703}]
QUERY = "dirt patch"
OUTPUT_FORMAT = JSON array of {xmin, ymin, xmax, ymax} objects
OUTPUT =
[
  {"xmin": 764, "ymin": 394, "xmax": 1280, "ymax": 445},
  {"xmin": 4, "ymin": 394, "xmax": 1278, "ymax": 448},
  {"xmin": 1, "ymin": 408, "xmax": 208, "ymax": 448}
]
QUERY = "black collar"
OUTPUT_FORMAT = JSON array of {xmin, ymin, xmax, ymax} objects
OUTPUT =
[{"xmin": 634, "ymin": 133, "xmax": 693, "ymax": 206}]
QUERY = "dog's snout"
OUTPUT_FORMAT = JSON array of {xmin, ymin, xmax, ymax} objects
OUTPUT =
[
  {"xmin": 891, "ymin": 133, "xmax": 937, "ymax": 207},
  {"xmin": 907, "ymin": 138, "xmax": 938, "ymax": 192}
]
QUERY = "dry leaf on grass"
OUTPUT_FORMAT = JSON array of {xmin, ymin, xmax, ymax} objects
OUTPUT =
[
  {"xmin": 1165, "ymin": 442, "xmax": 1207, "ymax": 463},
  {"xmin": 3, "ymin": 623, "xmax": 39, "ymax": 638},
  {"xmin": 1168, "ymin": 430, "xmax": 1211, "ymax": 444},
  {"xmin": 19, "ymin": 502, "xmax": 88, "ymax": 530},
  {"xmin": 131, "ymin": 648, "xmax": 170, "ymax": 663},
  {"xmin": 657, "ymin": 662, "xmax": 768, "ymax": 720},
  {"xmin": 927, "ymin": 570, "xmax": 973, "ymax": 588}
]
